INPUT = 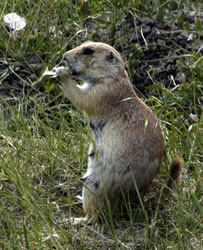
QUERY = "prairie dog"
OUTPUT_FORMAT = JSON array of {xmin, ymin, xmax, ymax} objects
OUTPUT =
[{"xmin": 56, "ymin": 41, "xmax": 182, "ymax": 219}]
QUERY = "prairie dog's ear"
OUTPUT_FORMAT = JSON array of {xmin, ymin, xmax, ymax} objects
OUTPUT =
[{"xmin": 106, "ymin": 51, "xmax": 117, "ymax": 64}]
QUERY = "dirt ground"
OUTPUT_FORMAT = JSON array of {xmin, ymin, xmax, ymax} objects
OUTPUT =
[{"xmin": 0, "ymin": 13, "xmax": 202, "ymax": 100}]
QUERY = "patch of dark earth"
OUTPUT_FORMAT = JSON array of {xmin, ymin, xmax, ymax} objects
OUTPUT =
[{"xmin": 0, "ymin": 12, "xmax": 202, "ymax": 107}]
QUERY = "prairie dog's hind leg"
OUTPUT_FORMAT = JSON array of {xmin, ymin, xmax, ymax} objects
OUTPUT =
[
  {"xmin": 69, "ymin": 189, "xmax": 97, "ymax": 226},
  {"xmin": 82, "ymin": 177, "xmax": 101, "ymax": 218}
]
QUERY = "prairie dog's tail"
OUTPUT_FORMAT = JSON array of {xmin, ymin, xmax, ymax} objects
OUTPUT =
[
  {"xmin": 147, "ymin": 158, "xmax": 183, "ymax": 206},
  {"xmin": 159, "ymin": 158, "xmax": 183, "ymax": 200}
]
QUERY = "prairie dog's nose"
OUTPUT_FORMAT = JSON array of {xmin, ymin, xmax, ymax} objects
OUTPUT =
[
  {"xmin": 59, "ymin": 52, "xmax": 72, "ymax": 68},
  {"xmin": 58, "ymin": 59, "xmax": 66, "ymax": 67}
]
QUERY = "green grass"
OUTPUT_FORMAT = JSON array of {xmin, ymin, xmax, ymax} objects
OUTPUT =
[{"xmin": 0, "ymin": 0, "xmax": 203, "ymax": 249}]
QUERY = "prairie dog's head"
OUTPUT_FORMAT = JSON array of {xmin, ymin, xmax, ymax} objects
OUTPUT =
[{"xmin": 61, "ymin": 41, "xmax": 126, "ymax": 83}]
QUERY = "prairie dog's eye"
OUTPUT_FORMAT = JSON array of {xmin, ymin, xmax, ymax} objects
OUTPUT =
[{"xmin": 83, "ymin": 48, "xmax": 94, "ymax": 55}]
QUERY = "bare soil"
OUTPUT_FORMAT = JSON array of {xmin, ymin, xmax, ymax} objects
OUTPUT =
[{"xmin": 0, "ymin": 13, "xmax": 202, "ymax": 100}]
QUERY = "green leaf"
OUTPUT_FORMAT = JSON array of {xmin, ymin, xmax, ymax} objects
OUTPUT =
[{"xmin": 177, "ymin": 12, "xmax": 185, "ymax": 29}]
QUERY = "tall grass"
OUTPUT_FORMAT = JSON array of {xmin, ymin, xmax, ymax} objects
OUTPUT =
[{"xmin": 0, "ymin": 0, "xmax": 202, "ymax": 248}]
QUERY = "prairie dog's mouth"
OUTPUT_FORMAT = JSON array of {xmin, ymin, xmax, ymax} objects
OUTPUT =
[
  {"xmin": 72, "ymin": 74, "xmax": 85, "ymax": 86},
  {"xmin": 71, "ymin": 69, "xmax": 81, "ymax": 77},
  {"xmin": 70, "ymin": 69, "xmax": 86, "ymax": 82}
]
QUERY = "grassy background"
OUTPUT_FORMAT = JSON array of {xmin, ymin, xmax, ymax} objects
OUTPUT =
[{"xmin": 0, "ymin": 0, "xmax": 202, "ymax": 249}]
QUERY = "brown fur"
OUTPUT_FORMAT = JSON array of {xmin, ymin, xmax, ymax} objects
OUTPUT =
[
  {"xmin": 157, "ymin": 158, "xmax": 183, "ymax": 202},
  {"xmin": 56, "ymin": 41, "xmax": 182, "ymax": 220}
]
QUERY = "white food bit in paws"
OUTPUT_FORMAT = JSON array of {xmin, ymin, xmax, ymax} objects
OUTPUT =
[
  {"xmin": 42, "ymin": 67, "xmax": 58, "ymax": 78},
  {"xmin": 42, "ymin": 66, "xmax": 71, "ymax": 78}
]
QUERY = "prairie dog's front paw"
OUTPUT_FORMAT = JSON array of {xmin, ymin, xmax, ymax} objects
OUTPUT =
[{"xmin": 55, "ymin": 66, "xmax": 72, "ymax": 79}]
